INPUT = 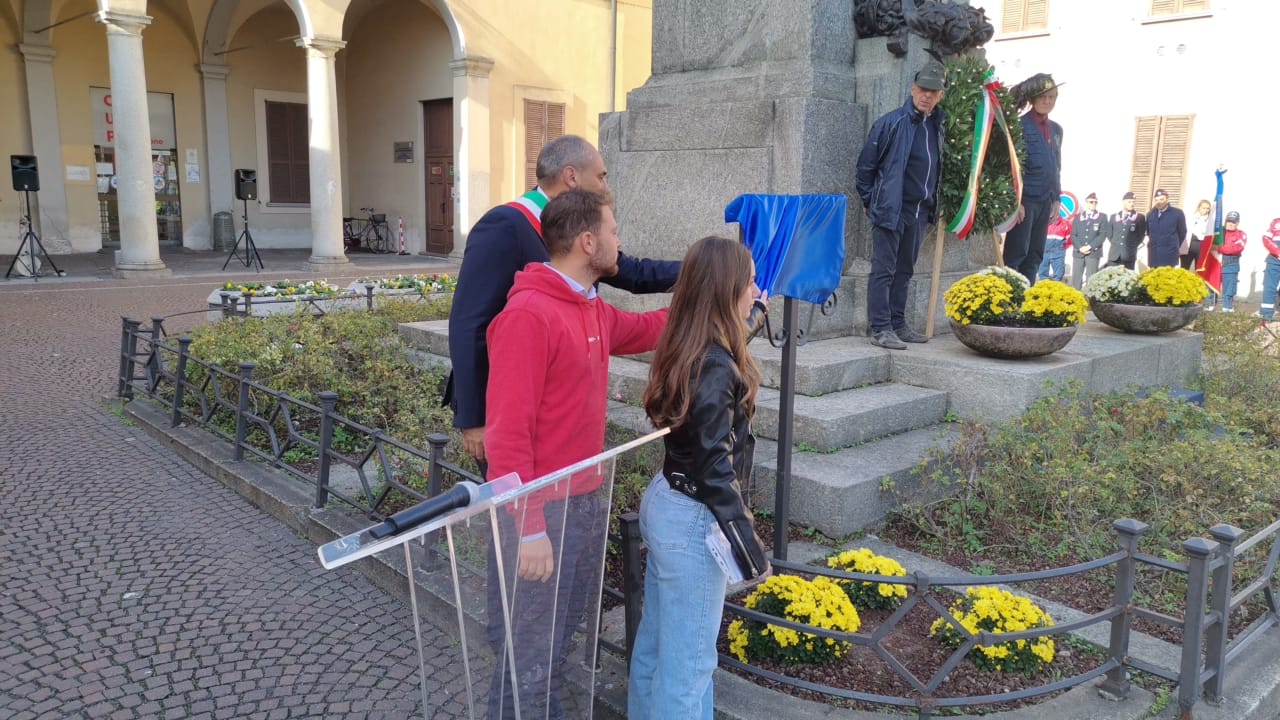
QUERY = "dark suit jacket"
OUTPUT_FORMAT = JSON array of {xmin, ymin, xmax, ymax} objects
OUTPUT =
[{"xmin": 445, "ymin": 203, "xmax": 680, "ymax": 430}]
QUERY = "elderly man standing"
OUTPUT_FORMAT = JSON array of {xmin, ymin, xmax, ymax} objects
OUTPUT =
[
  {"xmin": 855, "ymin": 57, "xmax": 947, "ymax": 350},
  {"xmin": 445, "ymin": 135, "xmax": 679, "ymax": 464},
  {"xmin": 1146, "ymin": 188, "xmax": 1187, "ymax": 268}
]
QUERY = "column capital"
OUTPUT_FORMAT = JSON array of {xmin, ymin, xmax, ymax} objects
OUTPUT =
[
  {"xmin": 18, "ymin": 43, "xmax": 57, "ymax": 63},
  {"xmin": 295, "ymin": 36, "xmax": 346, "ymax": 58},
  {"xmin": 449, "ymin": 55, "xmax": 495, "ymax": 78},
  {"xmin": 198, "ymin": 63, "xmax": 232, "ymax": 80},
  {"xmin": 96, "ymin": 10, "xmax": 152, "ymax": 35}
]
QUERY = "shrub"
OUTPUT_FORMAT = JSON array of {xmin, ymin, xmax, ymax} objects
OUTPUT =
[
  {"xmin": 727, "ymin": 575, "xmax": 860, "ymax": 665},
  {"xmin": 824, "ymin": 548, "xmax": 909, "ymax": 610},
  {"xmin": 930, "ymin": 586, "xmax": 1056, "ymax": 675}
]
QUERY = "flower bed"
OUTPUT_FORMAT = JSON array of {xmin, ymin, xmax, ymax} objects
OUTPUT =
[{"xmin": 208, "ymin": 274, "xmax": 455, "ymax": 319}]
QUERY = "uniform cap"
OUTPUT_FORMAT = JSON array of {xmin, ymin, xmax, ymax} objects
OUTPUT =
[
  {"xmin": 1226, "ymin": 211, "xmax": 1240, "ymax": 223},
  {"xmin": 1086, "ymin": 192, "xmax": 1097, "ymax": 201},
  {"xmin": 1154, "ymin": 189, "xmax": 1169, "ymax": 199},
  {"xmin": 1013, "ymin": 73, "xmax": 1063, "ymax": 105},
  {"xmin": 913, "ymin": 59, "xmax": 947, "ymax": 91},
  {"xmin": 1122, "ymin": 191, "xmax": 1135, "ymax": 200}
]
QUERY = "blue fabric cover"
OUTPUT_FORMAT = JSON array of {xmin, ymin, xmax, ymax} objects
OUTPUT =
[{"xmin": 724, "ymin": 194, "xmax": 846, "ymax": 304}]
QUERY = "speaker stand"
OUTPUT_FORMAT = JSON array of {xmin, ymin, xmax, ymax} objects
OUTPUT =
[
  {"xmin": 222, "ymin": 198, "xmax": 265, "ymax": 272},
  {"xmin": 5, "ymin": 190, "xmax": 65, "ymax": 282}
]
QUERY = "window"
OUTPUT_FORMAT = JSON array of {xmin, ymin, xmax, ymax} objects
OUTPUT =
[
  {"xmin": 265, "ymin": 101, "xmax": 309, "ymax": 205},
  {"xmin": 1149, "ymin": 0, "xmax": 1209, "ymax": 17},
  {"xmin": 1001, "ymin": 0, "xmax": 1048, "ymax": 34},
  {"xmin": 523, "ymin": 99, "xmax": 565, "ymax": 191},
  {"xmin": 1129, "ymin": 115, "xmax": 1195, "ymax": 212}
]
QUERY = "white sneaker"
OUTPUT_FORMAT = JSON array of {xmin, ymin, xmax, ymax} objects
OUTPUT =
[
  {"xmin": 1205, "ymin": 305, "xmax": 1216, "ymax": 312},
  {"xmin": 1223, "ymin": 307, "xmax": 1235, "ymax": 313}
]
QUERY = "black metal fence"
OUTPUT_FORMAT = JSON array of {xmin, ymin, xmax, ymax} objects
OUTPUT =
[{"xmin": 118, "ymin": 315, "xmax": 1280, "ymax": 719}]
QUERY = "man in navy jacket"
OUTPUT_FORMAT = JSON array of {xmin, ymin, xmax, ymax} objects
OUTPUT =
[
  {"xmin": 445, "ymin": 135, "xmax": 680, "ymax": 462},
  {"xmin": 856, "ymin": 58, "xmax": 947, "ymax": 350},
  {"xmin": 1147, "ymin": 188, "xmax": 1187, "ymax": 268}
]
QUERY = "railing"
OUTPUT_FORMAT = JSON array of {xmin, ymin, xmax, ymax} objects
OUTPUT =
[{"xmin": 117, "ymin": 315, "xmax": 1280, "ymax": 718}]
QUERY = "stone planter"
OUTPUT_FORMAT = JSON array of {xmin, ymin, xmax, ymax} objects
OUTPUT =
[
  {"xmin": 1089, "ymin": 301, "xmax": 1201, "ymax": 334},
  {"xmin": 949, "ymin": 319, "xmax": 1078, "ymax": 359}
]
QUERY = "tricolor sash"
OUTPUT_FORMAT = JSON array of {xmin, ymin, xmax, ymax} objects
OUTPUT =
[{"xmin": 506, "ymin": 189, "xmax": 549, "ymax": 237}]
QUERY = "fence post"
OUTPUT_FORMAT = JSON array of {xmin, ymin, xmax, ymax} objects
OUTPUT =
[
  {"xmin": 619, "ymin": 512, "xmax": 643, "ymax": 666},
  {"xmin": 172, "ymin": 337, "xmax": 192, "ymax": 427},
  {"xmin": 1099, "ymin": 518, "xmax": 1149, "ymax": 700},
  {"xmin": 316, "ymin": 391, "xmax": 338, "ymax": 508},
  {"xmin": 1205, "ymin": 524, "xmax": 1244, "ymax": 703},
  {"xmin": 234, "ymin": 362, "xmax": 255, "ymax": 461},
  {"xmin": 147, "ymin": 316, "xmax": 165, "ymax": 388},
  {"xmin": 365, "ymin": 283, "xmax": 376, "ymax": 311},
  {"xmin": 120, "ymin": 318, "xmax": 142, "ymax": 399},
  {"xmin": 118, "ymin": 317, "xmax": 135, "ymax": 397},
  {"xmin": 1179, "ymin": 536, "xmax": 1217, "ymax": 719},
  {"xmin": 420, "ymin": 432, "xmax": 450, "ymax": 571},
  {"xmin": 243, "ymin": 293, "xmax": 253, "ymax": 316}
]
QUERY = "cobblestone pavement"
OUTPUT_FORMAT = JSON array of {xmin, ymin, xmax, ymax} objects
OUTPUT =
[{"xmin": 0, "ymin": 251, "xmax": 467, "ymax": 719}]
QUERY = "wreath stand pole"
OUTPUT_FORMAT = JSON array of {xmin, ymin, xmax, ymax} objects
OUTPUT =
[
  {"xmin": 994, "ymin": 230, "xmax": 1004, "ymax": 266},
  {"xmin": 925, "ymin": 223, "xmax": 945, "ymax": 338}
]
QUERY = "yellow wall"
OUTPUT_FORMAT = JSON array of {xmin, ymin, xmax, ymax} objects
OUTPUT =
[
  {"xmin": 48, "ymin": 0, "xmax": 206, "ymax": 250},
  {"xmin": 1, "ymin": 4, "xmax": 30, "ymax": 253},
  {"xmin": 343, "ymin": 1, "xmax": 453, "ymax": 252}
]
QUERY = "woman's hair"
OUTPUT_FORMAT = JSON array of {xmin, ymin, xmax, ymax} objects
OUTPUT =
[
  {"xmin": 644, "ymin": 236, "xmax": 761, "ymax": 429},
  {"xmin": 1197, "ymin": 199, "xmax": 1212, "ymax": 214}
]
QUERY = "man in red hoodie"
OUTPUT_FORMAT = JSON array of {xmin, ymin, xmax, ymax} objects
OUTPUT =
[
  {"xmin": 483, "ymin": 188, "xmax": 668, "ymax": 719},
  {"xmin": 1257, "ymin": 218, "xmax": 1280, "ymax": 320}
]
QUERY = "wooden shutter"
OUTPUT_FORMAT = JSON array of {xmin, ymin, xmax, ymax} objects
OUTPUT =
[
  {"xmin": 1002, "ymin": 0, "xmax": 1048, "ymax": 33},
  {"xmin": 1025, "ymin": 0, "xmax": 1049, "ymax": 30},
  {"xmin": 523, "ymin": 99, "xmax": 567, "ymax": 190},
  {"xmin": 1154, "ymin": 115, "xmax": 1194, "ymax": 208},
  {"xmin": 1129, "ymin": 115, "xmax": 1194, "ymax": 213},
  {"xmin": 1150, "ymin": 0, "xmax": 1208, "ymax": 16},
  {"xmin": 1001, "ymin": 0, "xmax": 1024, "ymax": 33},
  {"xmin": 265, "ymin": 101, "xmax": 309, "ymax": 204}
]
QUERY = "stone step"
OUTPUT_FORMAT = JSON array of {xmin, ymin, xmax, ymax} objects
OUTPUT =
[
  {"xmin": 398, "ymin": 320, "xmax": 892, "ymax": 398},
  {"xmin": 752, "ymin": 382, "xmax": 948, "ymax": 451}
]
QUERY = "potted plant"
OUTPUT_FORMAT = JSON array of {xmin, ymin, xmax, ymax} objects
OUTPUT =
[
  {"xmin": 1083, "ymin": 266, "xmax": 1208, "ymax": 334},
  {"xmin": 943, "ymin": 266, "xmax": 1088, "ymax": 359}
]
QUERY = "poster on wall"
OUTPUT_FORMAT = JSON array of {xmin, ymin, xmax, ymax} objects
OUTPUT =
[{"xmin": 90, "ymin": 87, "xmax": 176, "ymax": 150}]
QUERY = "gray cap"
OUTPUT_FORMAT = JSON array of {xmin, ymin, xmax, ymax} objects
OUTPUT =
[
  {"xmin": 914, "ymin": 59, "xmax": 947, "ymax": 91},
  {"xmin": 1226, "ymin": 211, "xmax": 1240, "ymax": 223}
]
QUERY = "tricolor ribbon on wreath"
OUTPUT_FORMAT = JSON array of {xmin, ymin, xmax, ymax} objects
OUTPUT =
[{"xmin": 945, "ymin": 69, "xmax": 1024, "ymax": 239}]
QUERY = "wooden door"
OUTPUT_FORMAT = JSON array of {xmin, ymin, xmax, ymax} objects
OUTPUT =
[{"xmin": 423, "ymin": 98, "xmax": 454, "ymax": 255}]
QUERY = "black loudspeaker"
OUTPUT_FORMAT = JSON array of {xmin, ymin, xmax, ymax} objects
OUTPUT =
[
  {"xmin": 234, "ymin": 169, "xmax": 257, "ymax": 201},
  {"xmin": 11, "ymin": 155, "xmax": 38, "ymax": 192}
]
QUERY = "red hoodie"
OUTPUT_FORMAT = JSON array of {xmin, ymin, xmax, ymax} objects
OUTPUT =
[
  {"xmin": 485, "ymin": 262, "xmax": 668, "ymax": 535},
  {"xmin": 1262, "ymin": 218, "xmax": 1280, "ymax": 259}
]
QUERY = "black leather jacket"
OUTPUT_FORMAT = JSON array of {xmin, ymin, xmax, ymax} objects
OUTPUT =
[{"xmin": 661, "ymin": 343, "xmax": 769, "ymax": 581}]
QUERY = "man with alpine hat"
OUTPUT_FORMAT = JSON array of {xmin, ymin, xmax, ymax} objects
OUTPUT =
[
  {"xmin": 856, "ymin": 55, "xmax": 947, "ymax": 350},
  {"xmin": 1003, "ymin": 72, "xmax": 1064, "ymax": 284}
]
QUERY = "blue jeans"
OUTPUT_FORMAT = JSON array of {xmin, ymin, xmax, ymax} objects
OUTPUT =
[
  {"xmin": 1261, "ymin": 257, "xmax": 1280, "ymax": 319},
  {"xmin": 628, "ymin": 474, "xmax": 727, "ymax": 720},
  {"xmin": 1003, "ymin": 196, "xmax": 1056, "ymax": 285},
  {"xmin": 867, "ymin": 213, "xmax": 927, "ymax": 333},
  {"xmin": 1221, "ymin": 256, "xmax": 1240, "ymax": 310},
  {"xmin": 1038, "ymin": 239, "xmax": 1066, "ymax": 282}
]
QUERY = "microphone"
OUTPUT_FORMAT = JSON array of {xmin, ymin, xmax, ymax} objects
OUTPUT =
[{"xmin": 367, "ymin": 481, "xmax": 481, "ymax": 539}]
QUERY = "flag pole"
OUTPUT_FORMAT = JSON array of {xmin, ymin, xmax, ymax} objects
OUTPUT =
[{"xmin": 925, "ymin": 223, "xmax": 945, "ymax": 337}]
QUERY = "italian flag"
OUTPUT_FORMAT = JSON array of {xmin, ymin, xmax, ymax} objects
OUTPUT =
[{"xmin": 1196, "ymin": 169, "xmax": 1225, "ymax": 295}]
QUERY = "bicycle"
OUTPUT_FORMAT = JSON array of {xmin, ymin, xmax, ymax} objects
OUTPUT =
[{"xmin": 343, "ymin": 208, "xmax": 393, "ymax": 253}]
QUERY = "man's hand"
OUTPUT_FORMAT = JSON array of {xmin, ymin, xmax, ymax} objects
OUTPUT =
[
  {"xmin": 1015, "ymin": 204, "xmax": 1027, "ymax": 225},
  {"xmin": 1081, "ymin": 247, "xmax": 1093, "ymax": 256},
  {"xmin": 461, "ymin": 427, "xmax": 485, "ymax": 462},
  {"xmin": 517, "ymin": 535, "xmax": 555, "ymax": 582}
]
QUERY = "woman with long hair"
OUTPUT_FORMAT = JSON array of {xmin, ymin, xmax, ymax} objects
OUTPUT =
[
  {"xmin": 1185, "ymin": 198, "xmax": 1213, "ymax": 271},
  {"xmin": 627, "ymin": 236, "xmax": 771, "ymax": 719}
]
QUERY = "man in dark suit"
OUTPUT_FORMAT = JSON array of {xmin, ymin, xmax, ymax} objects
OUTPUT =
[
  {"xmin": 1105, "ymin": 191, "xmax": 1147, "ymax": 270},
  {"xmin": 445, "ymin": 134, "xmax": 680, "ymax": 463},
  {"xmin": 1147, "ymin": 188, "xmax": 1187, "ymax": 268}
]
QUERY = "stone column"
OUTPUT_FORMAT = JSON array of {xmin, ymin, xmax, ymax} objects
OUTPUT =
[
  {"xmin": 97, "ymin": 11, "xmax": 166, "ymax": 275},
  {"xmin": 449, "ymin": 55, "xmax": 494, "ymax": 261},
  {"xmin": 199, "ymin": 63, "xmax": 234, "ymax": 217},
  {"xmin": 297, "ymin": 37, "xmax": 349, "ymax": 270},
  {"xmin": 18, "ymin": 43, "xmax": 71, "ymax": 252}
]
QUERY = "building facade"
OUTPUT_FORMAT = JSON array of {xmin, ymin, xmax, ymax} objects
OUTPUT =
[
  {"xmin": 1, "ymin": 0, "xmax": 653, "ymax": 272},
  {"xmin": 985, "ymin": 0, "xmax": 1273, "ymax": 292}
]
